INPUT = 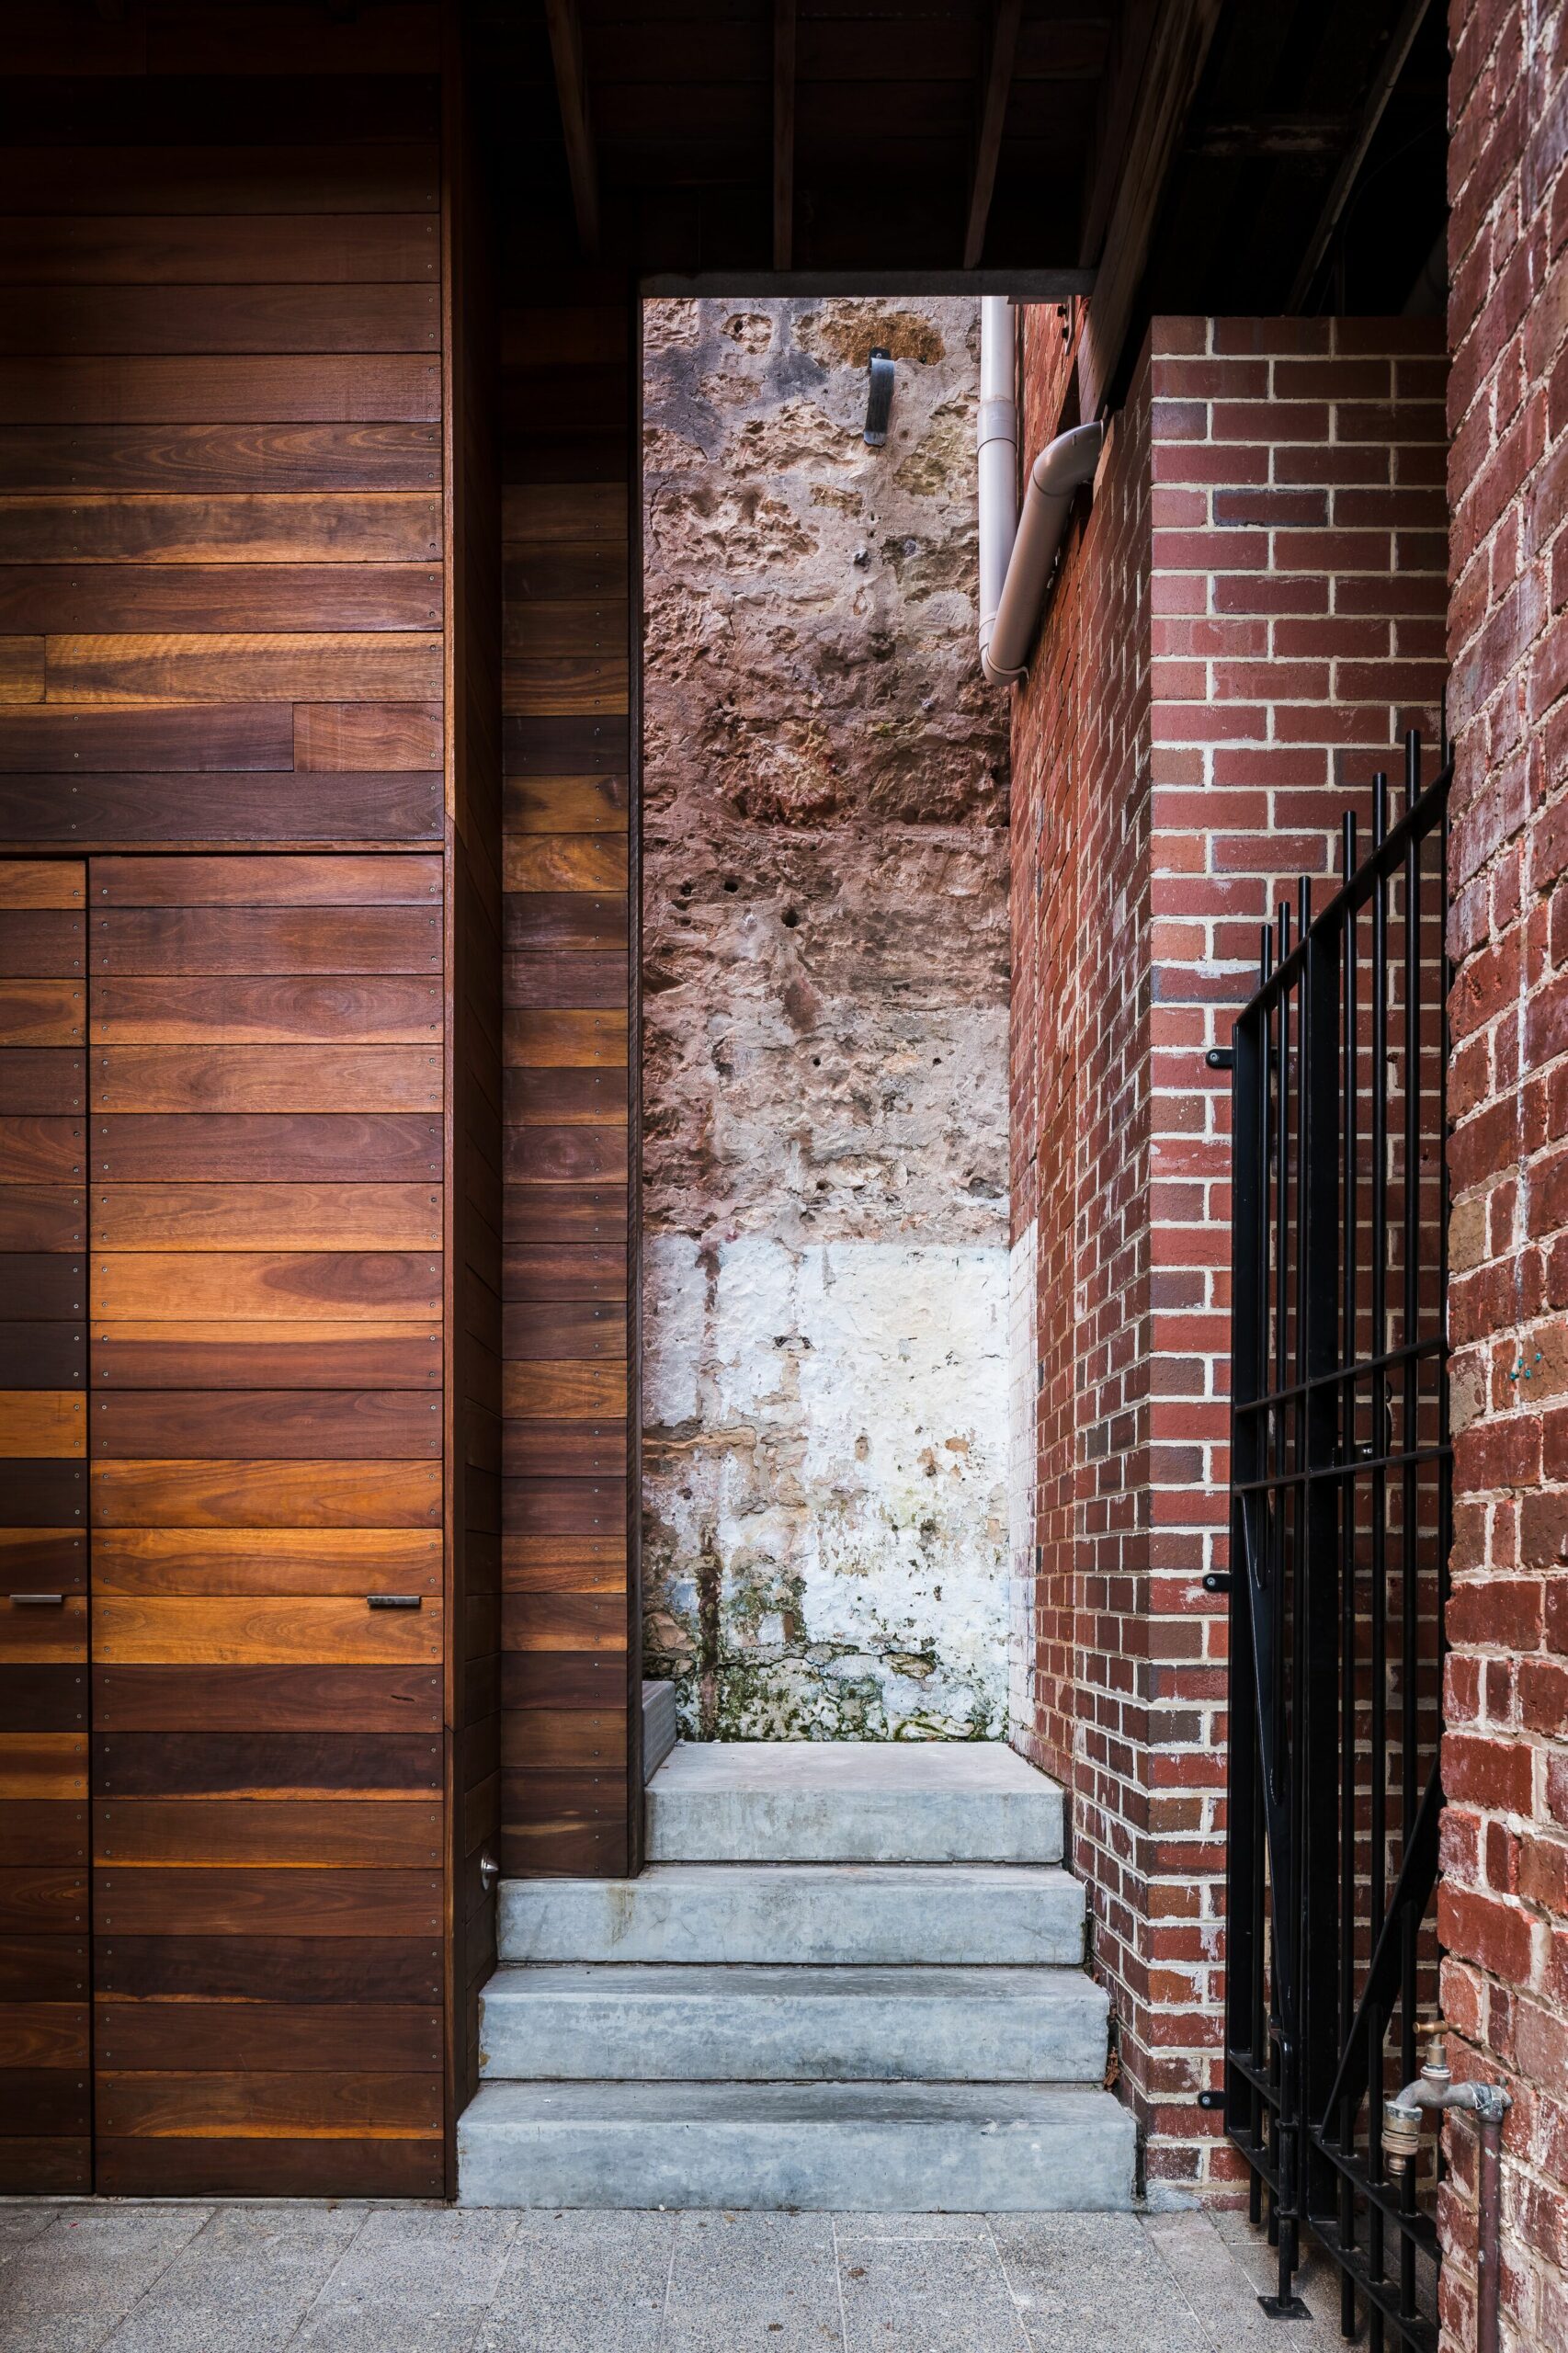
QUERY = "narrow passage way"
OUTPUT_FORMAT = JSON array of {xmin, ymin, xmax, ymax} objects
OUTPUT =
[{"xmin": 1, "ymin": 2200, "xmax": 1352, "ymax": 2351}]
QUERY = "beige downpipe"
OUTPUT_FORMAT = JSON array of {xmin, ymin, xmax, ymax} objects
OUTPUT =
[{"xmin": 977, "ymin": 295, "xmax": 1105, "ymax": 686}]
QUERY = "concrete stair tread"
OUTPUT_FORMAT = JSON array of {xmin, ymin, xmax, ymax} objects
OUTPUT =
[
  {"xmin": 498, "ymin": 1861, "xmax": 1085, "ymax": 1966},
  {"xmin": 478, "ymin": 1961, "xmax": 1108, "ymax": 2084},
  {"xmin": 458, "ymin": 2078, "xmax": 1136, "ymax": 2211},
  {"xmin": 646, "ymin": 1741, "xmax": 1065, "ymax": 1864},
  {"xmin": 483, "ymin": 1961, "xmax": 1103, "ymax": 2000}
]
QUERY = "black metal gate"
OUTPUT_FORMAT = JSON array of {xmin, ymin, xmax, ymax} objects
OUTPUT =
[{"xmin": 1223, "ymin": 732, "xmax": 1452, "ymax": 2351}]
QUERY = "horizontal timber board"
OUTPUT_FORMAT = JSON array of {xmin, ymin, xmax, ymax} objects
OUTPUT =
[
  {"xmin": 90, "ymin": 1044, "xmax": 443, "ymax": 1113},
  {"xmin": 0, "ymin": 148, "xmax": 440, "ymax": 218},
  {"xmin": 91, "ymin": 1182, "xmax": 442, "ymax": 1248},
  {"xmin": 90, "ymin": 1731, "xmax": 441, "ymax": 1797},
  {"xmin": 95, "ymin": 1935, "xmax": 440, "ymax": 2006},
  {"xmin": 94, "ymin": 2067, "xmax": 442, "ymax": 2138},
  {"xmin": 90, "ymin": 980, "xmax": 444, "ymax": 1045},
  {"xmin": 91, "ymin": 1113, "xmax": 443, "ymax": 1181},
  {"xmin": 0, "ymin": 213, "xmax": 440, "ymax": 285},
  {"xmin": 503, "ymin": 953, "xmax": 627, "ymax": 1011},
  {"xmin": 0, "ymin": 493, "xmax": 440, "ymax": 563},
  {"xmin": 0, "ymin": 980, "xmax": 85, "ymax": 1047},
  {"xmin": 502, "ymin": 1126, "xmax": 629, "ymax": 1186},
  {"xmin": 49, "ymin": 631, "xmax": 443, "ymax": 706},
  {"xmin": 0, "ymin": 1116, "xmax": 83, "ymax": 1181},
  {"xmin": 93, "ymin": 2135, "xmax": 443, "ymax": 2199},
  {"xmin": 0, "ymin": 284, "xmax": 439, "ymax": 357},
  {"xmin": 94, "ymin": 854, "xmax": 443, "ymax": 908},
  {"xmin": 89, "ymin": 1251, "xmax": 442, "ymax": 1320},
  {"xmin": 0, "ymin": 1935, "xmax": 86, "ymax": 2001},
  {"xmin": 0, "ymin": 1800, "xmax": 88, "ymax": 1864},
  {"xmin": 0, "ymin": 771, "xmax": 443, "ymax": 845},
  {"xmin": 93, "ymin": 1868, "xmax": 443, "ymax": 1937},
  {"xmin": 94, "ymin": 2001, "xmax": 441, "ymax": 2073},
  {"xmin": 0, "ymin": 564, "xmax": 443, "ymax": 633},
  {"xmin": 503, "ymin": 1188, "xmax": 627, "ymax": 1245},
  {"xmin": 92, "ymin": 1529, "xmax": 440, "ymax": 1596},
  {"xmin": 0, "ymin": 1048, "xmax": 85, "ymax": 1116},
  {"xmin": 0, "ymin": 356, "xmax": 441, "ymax": 424},
  {"xmin": 91, "ymin": 1324, "xmax": 442, "ymax": 1392},
  {"xmin": 0, "ymin": 1867, "xmax": 88, "ymax": 1931},
  {"xmin": 0, "ymin": 1324, "xmax": 87, "ymax": 1388},
  {"xmin": 0, "ymin": 1591, "xmax": 87, "ymax": 1660},
  {"xmin": 0, "ymin": 1528, "xmax": 86, "ymax": 1585},
  {"xmin": 91, "ymin": 906, "xmax": 443, "ymax": 972},
  {"xmin": 0, "ymin": 424, "xmax": 441, "ymax": 494},
  {"xmin": 0, "ymin": 704, "xmax": 293, "ymax": 771},
  {"xmin": 0, "ymin": 1459, "xmax": 87, "ymax": 1524},
  {"xmin": 0, "ymin": 1664, "xmax": 87, "ymax": 1731},
  {"xmin": 502, "ymin": 1360, "xmax": 628, "ymax": 1418},
  {"xmin": 92, "ymin": 1390, "xmax": 443, "ymax": 1460},
  {"xmin": 501, "ymin": 1245, "xmax": 627, "ymax": 1302},
  {"xmin": 503, "ymin": 1299, "xmax": 625, "ymax": 1358},
  {"xmin": 0, "ymin": 909, "xmax": 84, "ymax": 972},
  {"xmin": 504, "ymin": 1068, "xmax": 626, "ymax": 1126},
  {"xmin": 90, "ymin": 1458, "xmax": 442, "ymax": 1529},
  {"xmin": 93, "ymin": 1595, "xmax": 443, "ymax": 1665},
  {"xmin": 93, "ymin": 1664, "xmax": 441, "ymax": 1733},
  {"xmin": 502, "ymin": 892, "xmax": 627, "ymax": 952},
  {"xmin": 93, "ymin": 1799, "xmax": 443, "ymax": 1868}
]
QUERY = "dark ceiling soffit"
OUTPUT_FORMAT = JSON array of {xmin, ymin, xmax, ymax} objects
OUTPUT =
[
  {"xmin": 773, "ymin": 0, "xmax": 797, "ymax": 271},
  {"xmin": 1286, "ymin": 0, "xmax": 1437, "ymax": 312},
  {"xmin": 640, "ymin": 269, "xmax": 1096, "ymax": 298}
]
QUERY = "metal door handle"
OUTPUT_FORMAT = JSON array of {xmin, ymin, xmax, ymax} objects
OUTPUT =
[
  {"xmin": 368, "ymin": 1594, "xmax": 424, "ymax": 1610},
  {"xmin": 9, "ymin": 1592, "xmax": 64, "ymax": 1607}
]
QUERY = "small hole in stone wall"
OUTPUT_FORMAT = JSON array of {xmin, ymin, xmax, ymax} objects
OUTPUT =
[
  {"xmin": 781, "ymin": 907, "xmax": 801, "ymax": 927},
  {"xmin": 723, "ymin": 877, "xmax": 740, "ymax": 892}
]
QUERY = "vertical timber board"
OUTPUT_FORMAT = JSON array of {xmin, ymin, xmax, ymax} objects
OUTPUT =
[
  {"xmin": 441, "ymin": 16, "xmax": 504, "ymax": 2165},
  {"xmin": 0, "ymin": 2, "xmax": 461, "ymax": 2198},
  {"xmin": 0, "ymin": 858, "xmax": 90, "ymax": 2196},
  {"xmin": 89, "ymin": 852, "xmax": 447, "ymax": 2200},
  {"xmin": 499, "ymin": 291, "xmax": 638, "ymax": 1876}
]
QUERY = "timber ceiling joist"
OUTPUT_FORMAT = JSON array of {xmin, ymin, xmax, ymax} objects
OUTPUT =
[{"xmin": 468, "ymin": 0, "xmax": 1447, "ymax": 347}]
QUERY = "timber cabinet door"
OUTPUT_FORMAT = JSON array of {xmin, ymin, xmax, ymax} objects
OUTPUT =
[
  {"xmin": 0, "ymin": 859, "xmax": 90, "ymax": 2194},
  {"xmin": 89, "ymin": 852, "xmax": 447, "ymax": 2199}
]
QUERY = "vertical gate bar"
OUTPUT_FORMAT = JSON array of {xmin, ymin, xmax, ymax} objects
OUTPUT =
[
  {"xmin": 1256, "ymin": 927, "xmax": 1276, "ymax": 2216},
  {"xmin": 1268, "ymin": 956, "xmax": 1291, "ymax": 2252},
  {"xmin": 1338, "ymin": 813, "xmax": 1359, "ymax": 2335},
  {"xmin": 1400, "ymin": 732, "xmax": 1423, "ymax": 2331},
  {"xmin": 1303, "ymin": 878, "xmax": 1343, "ymax": 2275},
  {"xmin": 1369, "ymin": 772, "xmax": 1390, "ymax": 2352},
  {"xmin": 1226, "ymin": 1002, "xmax": 1264, "ymax": 2199}
]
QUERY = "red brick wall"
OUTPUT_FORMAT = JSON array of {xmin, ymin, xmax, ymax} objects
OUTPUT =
[
  {"xmin": 1009, "ymin": 310, "xmax": 1447, "ymax": 2189},
  {"xmin": 1439, "ymin": 3, "xmax": 1568, "ymax": 2345}
]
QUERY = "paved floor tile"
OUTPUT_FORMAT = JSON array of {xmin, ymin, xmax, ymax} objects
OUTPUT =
[
  {"xmin": 0, "ymin": 2207, "xmax": 212, "ymax": 2353},
  {"xmin": 97, "ymin": 2204, "xmax": 365, "ymax": 2353},
  {"xmin": 1144, "ymin": 2210, "xmax": 1347, "ymax": 2351},
  {"xmin": 991, "ymin": 2213, "xmax": 1209, "ymax": 2353},
  {"xmin": 830, "ymin": 2213, "xmax": 993, "ymax": 2242},
  {"xmin": 663, "ymin": 2211, "xmax": 844, "ymax": 2351},
  {"xmin": 290, "ymin": 2305, "xmax": 487, "ymax": 2353},
  {"xmin": 315, "ymin": 2208, "xmax": 520, "ymax": 2313},
  {"xmin": 0, "ymin": 2203, "xmax": 61, "ymax": 2266},
  {"xmin": 837, "ymin": 2234, "xmax": 1029, "ymax": 2353},
  {"xmin": 476, "ymin": 2211, "xmax": 675, "ymax": 2353}
]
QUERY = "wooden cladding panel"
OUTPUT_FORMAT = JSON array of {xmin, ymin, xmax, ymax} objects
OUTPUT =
[
  {"xmin": 89, "ymin": 853, "xmax": 445, "ymax": 2196},
  {"xmin": 0, "ymin": 862, "xmax": 90, "ymax": 2193},
  {"xmin": 499, "ymin": 302, "xmax": 637, "ymax": 1881},
  {"xmin": 0, "ymin": 20, "xmax": 444, "ymax": 862}
]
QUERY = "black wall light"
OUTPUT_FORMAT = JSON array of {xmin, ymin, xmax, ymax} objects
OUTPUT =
[{"xmin": 863, "ymin": 347, "xmax": 894, "ymax": 446}]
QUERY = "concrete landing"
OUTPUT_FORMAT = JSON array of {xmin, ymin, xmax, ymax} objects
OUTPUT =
[
  {"xmin": 458, "ymin": 2080, "xmax": 1136, "ymax": 2211},
  {"xmin": 644, "ymin": 1739, "xmax": 1064, "ymax": 1862}
]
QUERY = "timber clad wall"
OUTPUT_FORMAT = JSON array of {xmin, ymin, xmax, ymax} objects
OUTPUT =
[
  {"xmin": 0, "ymin": 860, "xmax": 89, "ymax": 2196},
  {"xmin": 498, "ymin": 295, "xmax": 638, "ymax": 1877},
  {"xmin": 0, "ymin": 1, "xmax": 499, "ymax": 2200}
]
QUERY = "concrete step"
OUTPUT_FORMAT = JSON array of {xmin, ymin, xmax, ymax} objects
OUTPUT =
[
  {"xmin": 645, "ymin": 1741, "xmax": 1064, "ymax": 1864},
  {"xmin": 458, "ymin": 2079, "xmax": 1135, "ymax": 2211},
  {"xmin": 642, "ymin": 1681, "xmax": 677, "ymax": 1781},
  {"xmin": 478, "ymin": 1963, "xmax": 1109, "ymax": 2085},
  {"xmin": 498, "ymin": 1862, "xmax": 1085, "ymax": 1966}
]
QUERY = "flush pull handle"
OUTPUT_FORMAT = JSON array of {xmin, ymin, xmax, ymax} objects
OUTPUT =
[
  {"xmin": 10, "ymin": 1592, "xmax": 65, "ymax": 1607},
  {"xmin": 368, "ymin": 1594, "xmax": 424, "ymax": 1610}
]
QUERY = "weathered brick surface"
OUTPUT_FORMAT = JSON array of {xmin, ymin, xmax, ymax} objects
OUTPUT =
[
  {"xmin": 1009, "ymin": 310, "xmax": 1446, "ymax": 2188},
  {"xmin": 1440, "ymin": 4, "xmax": 1568, "ymax": 2346}
]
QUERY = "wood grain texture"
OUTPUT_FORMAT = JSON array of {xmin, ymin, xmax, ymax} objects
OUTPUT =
[
  {"xmin": 92, "ymin": 1114, "xmax": 443, "ymax": 1182},
  {"xmin": 91, "ymin": 978, "xmax": 444, "ymax": 1044},
  {"xmin": 91, "ymin": 1251, "xmax": 441, "ymax": 1321},
  {"xmin": 92, "ymin": 905, "xmax": 443, "ymax": 973},
  {"xmin": 93, "ymin": 1390, "xmax": 443, "ymax": 1461},
  {"xmin": 91, "ymin": 1323, "xmax": 442, "ymax": 1392},
  {"xmin": 93, "ymin": 1665, "xmax": 443, "ymax": 1734},
  {"xmin": 92, "ymin": 1044, "xmax": 443, "ymax": 1113},
  {"xmin": 94, "ymin": 1800, "xmax": 443, "ymax": 1870},
  {"xmin": 94, "ymin": 2001, "xmax": 441, "ymax": 2073},
  {"xmin": 0, "ymin": 494, "xmax": 440, "ymax": 563},
  {"xmin": 92, "ymin": 1182, "xmax": 442, "ymax": 1249},
  {"xmin": 91, "ymin": 1458, "xmax": 442, "ymax": 1529},
  {"xmin": 93, "ymin": 1529, "xmax": 442, "ymax": 1597}
]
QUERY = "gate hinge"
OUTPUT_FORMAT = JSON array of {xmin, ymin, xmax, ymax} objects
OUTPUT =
[
  {"xmin": 1205, "ymin": 1047, "xmax": 1234, "ymax": 1072},
  {"xmin": 1202, "ymin": 1572, "xmax": 1231, "ymax": 1595}
]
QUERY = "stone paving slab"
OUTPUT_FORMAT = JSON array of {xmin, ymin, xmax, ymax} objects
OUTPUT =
[{"xmin": 0, "ymin": 2201, "xmax": 1356, "ymax": 2353}]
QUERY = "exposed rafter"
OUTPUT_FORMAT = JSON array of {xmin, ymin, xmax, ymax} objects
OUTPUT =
[
  {"xmin": 544, "ymin": 0, "xmax": 601, "ymax": 261},
  {"xmin": 1286, "ymin": 0, "xmax": 1435, "ymax": 311},
  {"xmin": 963, "ymin": 0, "xmax": 1022, "ymax": 271},
  {"xmin": 1076, "ymin": 0, "xmax": 1224, "ymax": 419},
  {"xmin": 773, "ymin": 0, "xmax": 797, "ymax": 271}
]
